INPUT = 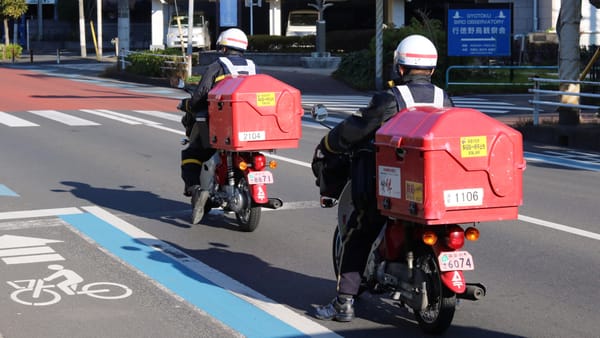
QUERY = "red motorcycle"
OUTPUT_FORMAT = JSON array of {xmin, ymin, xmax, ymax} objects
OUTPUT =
[
  {"xmin": 198, "ymin": 148, "xmax": 282, "ymax": 232},
  {"xmin": 312, "ymin": 104, "xmax": 525, "ymax": 334},
  {"xmin": 180, "ymin": 74, "xmax": 302, "ymax": 231}
]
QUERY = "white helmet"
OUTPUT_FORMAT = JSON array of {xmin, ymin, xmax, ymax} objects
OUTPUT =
[
  {"xmin": 393, "ymin": 34, "xmax": 438, "ymax": 69},
  {"xmin": 216, "ymin": 28, "xmax": 248, "ymax": 52}
]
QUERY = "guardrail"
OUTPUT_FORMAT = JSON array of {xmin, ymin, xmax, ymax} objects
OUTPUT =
[
  {"xmin": 529, "ymin": 77, "xmax": 600, "ymax": 125},
  {"xmin": 445, "ymin": 65, "xmax": 558, "ymax": 90}
]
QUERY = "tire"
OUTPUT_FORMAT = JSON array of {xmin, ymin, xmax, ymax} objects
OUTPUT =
[
  {"xmin": 413, "ymin": 251, "xmax": 457, "ymax": 335},
  {"xmin": 235, "ymin": 177, "xmax": 261, "ymax": 232}
]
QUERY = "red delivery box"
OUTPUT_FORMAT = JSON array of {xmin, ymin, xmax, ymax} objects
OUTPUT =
[
  {"xmin": 375, "ymin": 106, "xmax": 525, "ymax": 225},
  {"xmin": 207, "ymin": 74, "xmax": 303, "ymax": 151}
]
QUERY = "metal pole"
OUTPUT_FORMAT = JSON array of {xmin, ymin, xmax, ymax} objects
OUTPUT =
[
  {"xmin": 187, "ymin": 0, "xmax": 194, "ymax": 79},
  {"xmin": 97, "ymin": 0, "xmax": 103, "ymax": 60},
  {"xmin": 78, "ymin": 0, "xmax": 87, "ymax": 57},
  {"xmin": 533, "ymin": 79, "xmax": 540, "ymax": 125},
  {"xmin": 250, "ymin": 2, "xmax": 254, "ymax": 36},
  {"xmin": 375, "ymin": 0, "xmax": 383, "ymax": 90}
]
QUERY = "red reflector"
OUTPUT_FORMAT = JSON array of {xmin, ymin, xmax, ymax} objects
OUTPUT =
[
  {"xmin": 253, "ymin": 154, "xmax": 266, "ymax": 170},
  {"xmin": 446, "ymin": 225, "xmax": 465, "ymax": 249}
]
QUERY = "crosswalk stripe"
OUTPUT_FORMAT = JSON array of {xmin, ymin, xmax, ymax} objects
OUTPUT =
[
  {"xmin": 0, "ymin": 112, "xmax": 39, "ymax": 127},
  {"xmin": 134, "ymin": 110, "xmax": 182, "ymax": 122},
  {"xmin": 85, "ymin": 109, "xmax": 162, "ymax": 125},
  {"xmin": 28, "ymin": 110, "xmax": 100, "ymax": 126},
  {"xmin": 80, "ymin": 109, "xmax": 142, "ymax": 125}
]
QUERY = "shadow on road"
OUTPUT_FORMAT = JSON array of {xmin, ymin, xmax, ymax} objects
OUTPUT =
[{"xmin": 52, "ymin": 181, "xmax": 191, "ymax": 228}]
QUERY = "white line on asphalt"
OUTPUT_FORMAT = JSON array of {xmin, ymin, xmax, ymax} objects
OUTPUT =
[
  {"xmin": 134, "ymin": 110, "xmax": 182, "ymax": 122},
  {"xmin": 0, "ymin": 111, "xmax": 39, "ymax": 127},
  {"xmin": 266, "ymin": 153, "xmax": 311, "ymax": 168},
  {"xmin": 0, "ymin": 208, "xmax": 83, "ymax": 220},
  {"xmin": 81, "ymin": 206, "xmax": 342, "ymax": 338},
  {"xmin": 80, "ymin": 109, "xmax": 142, "ymax": 125},
  {"xmin": 518, "ymin": 214, "xmax": 600, "ymax": 241},
  {"xmin": 29, "ymin": 110, "xmax": 100, "ymax": 126}
]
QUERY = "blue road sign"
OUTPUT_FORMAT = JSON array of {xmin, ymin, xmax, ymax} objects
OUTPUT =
[
  {"xmin": 448, "ymin": 7, "xmax": 512, "ymax": 57},
  {"xmin": 220, "ymin": 0, "xmax": 238, "ymax": 27}
]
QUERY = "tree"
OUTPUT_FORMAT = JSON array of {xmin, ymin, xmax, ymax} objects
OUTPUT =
[
  {"xmin": 556, "ymin": 0, "xmax": 600, "ymax": 125},
  {"xmin": 0, "ymin": 0, "xmax": 28, "ymax": 47}
]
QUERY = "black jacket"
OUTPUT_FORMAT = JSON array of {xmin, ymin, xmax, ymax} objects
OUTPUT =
[
  {"xmin": 323, "ymin": 73, "xmax": 453, "ymax": 154},
  {"xmin": 189, "ymin": 52, "xmax": 253, "ymax": 112}
]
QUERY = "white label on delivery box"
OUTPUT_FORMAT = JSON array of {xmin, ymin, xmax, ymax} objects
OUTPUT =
[
  {"xmin": 239, "ymin": 131, "xmax": 266, "ymax": 142},
  {"xmin": 444, "ymin": 188, "xmax": 484, "ymax": 207},
  {"xmin": 378, "ymin": 166, "xmax": 401, "ymax": 199}
]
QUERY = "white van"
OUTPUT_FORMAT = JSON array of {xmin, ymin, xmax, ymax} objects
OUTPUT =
[
  {"xmin": 285, "ymin": 10, "xmax": 318, "ymax": 37},
  {"xmin": 166, "ymin": 14, "xmax": 211, "ymax": 50}
]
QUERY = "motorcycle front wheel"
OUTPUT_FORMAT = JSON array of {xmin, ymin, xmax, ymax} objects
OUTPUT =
[
  {"xmin": 413, "ymin": 251, "xmax": 457, "ymax": 335},
  {"xmin": 234, "ymin": 176, "xmax": 261, "ymax": 232}
]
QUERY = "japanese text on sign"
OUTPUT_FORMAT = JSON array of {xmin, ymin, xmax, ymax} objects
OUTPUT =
[
  {"xmin": 447, "ymin": 7, "xmax": 511, "ymax": 56},
  {"xmin": 460, "ymin": 136, "xmax": 488, "ymax": 158},
  {"xmin": 256, "ymin": 92, "xmax": 276, "ymax": 107}
]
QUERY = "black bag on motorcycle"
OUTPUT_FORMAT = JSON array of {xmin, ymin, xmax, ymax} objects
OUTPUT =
[{"xmin": 312, "ymin": 153, "xmax": 351, "ymax": 199}]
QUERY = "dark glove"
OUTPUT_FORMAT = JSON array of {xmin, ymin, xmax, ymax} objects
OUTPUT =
[
  {"xmin": 311, "ymin": 138, "xmax": 350, "ymax": 199},
  {"xmin": 311, "ymin": 138, "xmax": 333, "ymax": 181},
  {"xmin": 179, "ymin": 99, "xmax": 195, "ymax": 137},
  {"xmin": 178, "ymin": 98, "xmax": 192, "ymax": 112}
]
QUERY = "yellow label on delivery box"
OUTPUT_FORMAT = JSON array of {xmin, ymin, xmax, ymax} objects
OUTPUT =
[
  {"xmin": 256, "ymin": 92, "xmax": 276, "ymax": 107},
  {"xmin": 460, "ymin": 136, "xmax": 488, "ymax": 158},
  {"xmin": 405, "ymin": 181, "xmax": 423, "ymax": 203}
]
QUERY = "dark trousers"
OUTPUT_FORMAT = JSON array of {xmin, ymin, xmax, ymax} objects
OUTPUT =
[
  {"xmin": 181, "ymin": 121, "xmax": 215, "ymax": 190},
  {"xmin": 338, "ymin": 200, "xmax": 387, "ymax": 296}
]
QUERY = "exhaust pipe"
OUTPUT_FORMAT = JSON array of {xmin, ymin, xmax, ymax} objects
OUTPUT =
[
  {"xmin": 261, "ymin": 198, "xmax": 283, "ymax": 209},
  {"xmin": 457, "ymin": 283, "xmax": 486, "ymax": 301}
]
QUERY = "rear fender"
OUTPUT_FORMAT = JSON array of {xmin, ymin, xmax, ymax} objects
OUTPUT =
[
  {"xmin": 251, "ymin": 183, "xmax": 268, "ymax": 203},
  {"xmin": 440, "ymin": 270, "xmax": 466, "ymax": 294}
]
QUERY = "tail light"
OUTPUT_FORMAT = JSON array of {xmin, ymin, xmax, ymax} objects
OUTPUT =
[
  {"xmin": 465, "ymin": 227, "xmax": 480, "ymax": 241},
  {"xmin": 253, "ymin": 154, "xmax": 266, "ymax": 170},
  {"xmin": 446, "ymin": 225, "xmax": 465, "ymax": 249},
  {"xmin": 422, "ymin": 230, "xmax": 438, "ymax": 246}
]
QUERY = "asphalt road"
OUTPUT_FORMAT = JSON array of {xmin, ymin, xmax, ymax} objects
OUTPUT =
[{"xmin": 0, "ymin": 62, "xmax": 598, "ymax": 338}]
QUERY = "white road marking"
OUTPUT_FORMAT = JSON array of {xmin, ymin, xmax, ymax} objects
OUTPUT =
[
  {"xmin": 29, "ymin": 110, "xmax": 100, "ymax": 126},
  {"xmin": 0, "ymin": 111, "xmax": 39, "ymax": 127},
  {"xmin": 81, "ymin": 206, "xmax": 342, "ymax": 338},
  {"xmin": 518, "ymin": 215, "xmax": 600, "ymax": 241}
]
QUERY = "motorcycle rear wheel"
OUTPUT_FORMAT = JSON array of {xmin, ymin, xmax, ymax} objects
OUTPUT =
[
  {"xmin": 234, "ymin": 177, "xmax": 261, "ymax": 232},
  {"xmin": 413, "ymin": 252, "xmax": 457, "ymax": 334}
]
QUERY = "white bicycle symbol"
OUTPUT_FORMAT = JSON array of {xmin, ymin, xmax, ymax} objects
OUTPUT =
[{"xmin": 7, "ymin": 264, "xmax": 132, "ymax": 306}]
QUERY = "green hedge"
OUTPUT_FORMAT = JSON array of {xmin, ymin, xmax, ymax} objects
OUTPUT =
[
  {"xmin": 333, "ymin": 16, "xmax": 448, "ymax": 91},
  {"xmin": 125, "ymin": 50, "xmax": 200, "ymax": 78},
  {"xmin": 1, "ymin": 44, "xmax": 23, "ymax": 61}
]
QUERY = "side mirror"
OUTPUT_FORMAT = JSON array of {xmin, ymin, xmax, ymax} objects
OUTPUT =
[{"xmin": 311, "ymin": 104, "xmax": 328, "ymax": 122}]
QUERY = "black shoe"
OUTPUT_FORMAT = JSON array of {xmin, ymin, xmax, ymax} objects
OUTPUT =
[
  {"xmin": 191, "ymin": 187, "xmax": 209, "ymax": 224},
  {"xmin": 313, "ymin": 295, "xmax": 355, "ymax": 322}
]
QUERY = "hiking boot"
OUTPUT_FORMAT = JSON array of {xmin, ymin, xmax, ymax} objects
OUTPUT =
[
  {"xmin": 191, "ymin": 186, "xmax": 210, "ymax": 224},
  {"xmin": 313, "ymin": 295, "xmax": 355, "ymax": 322}
]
